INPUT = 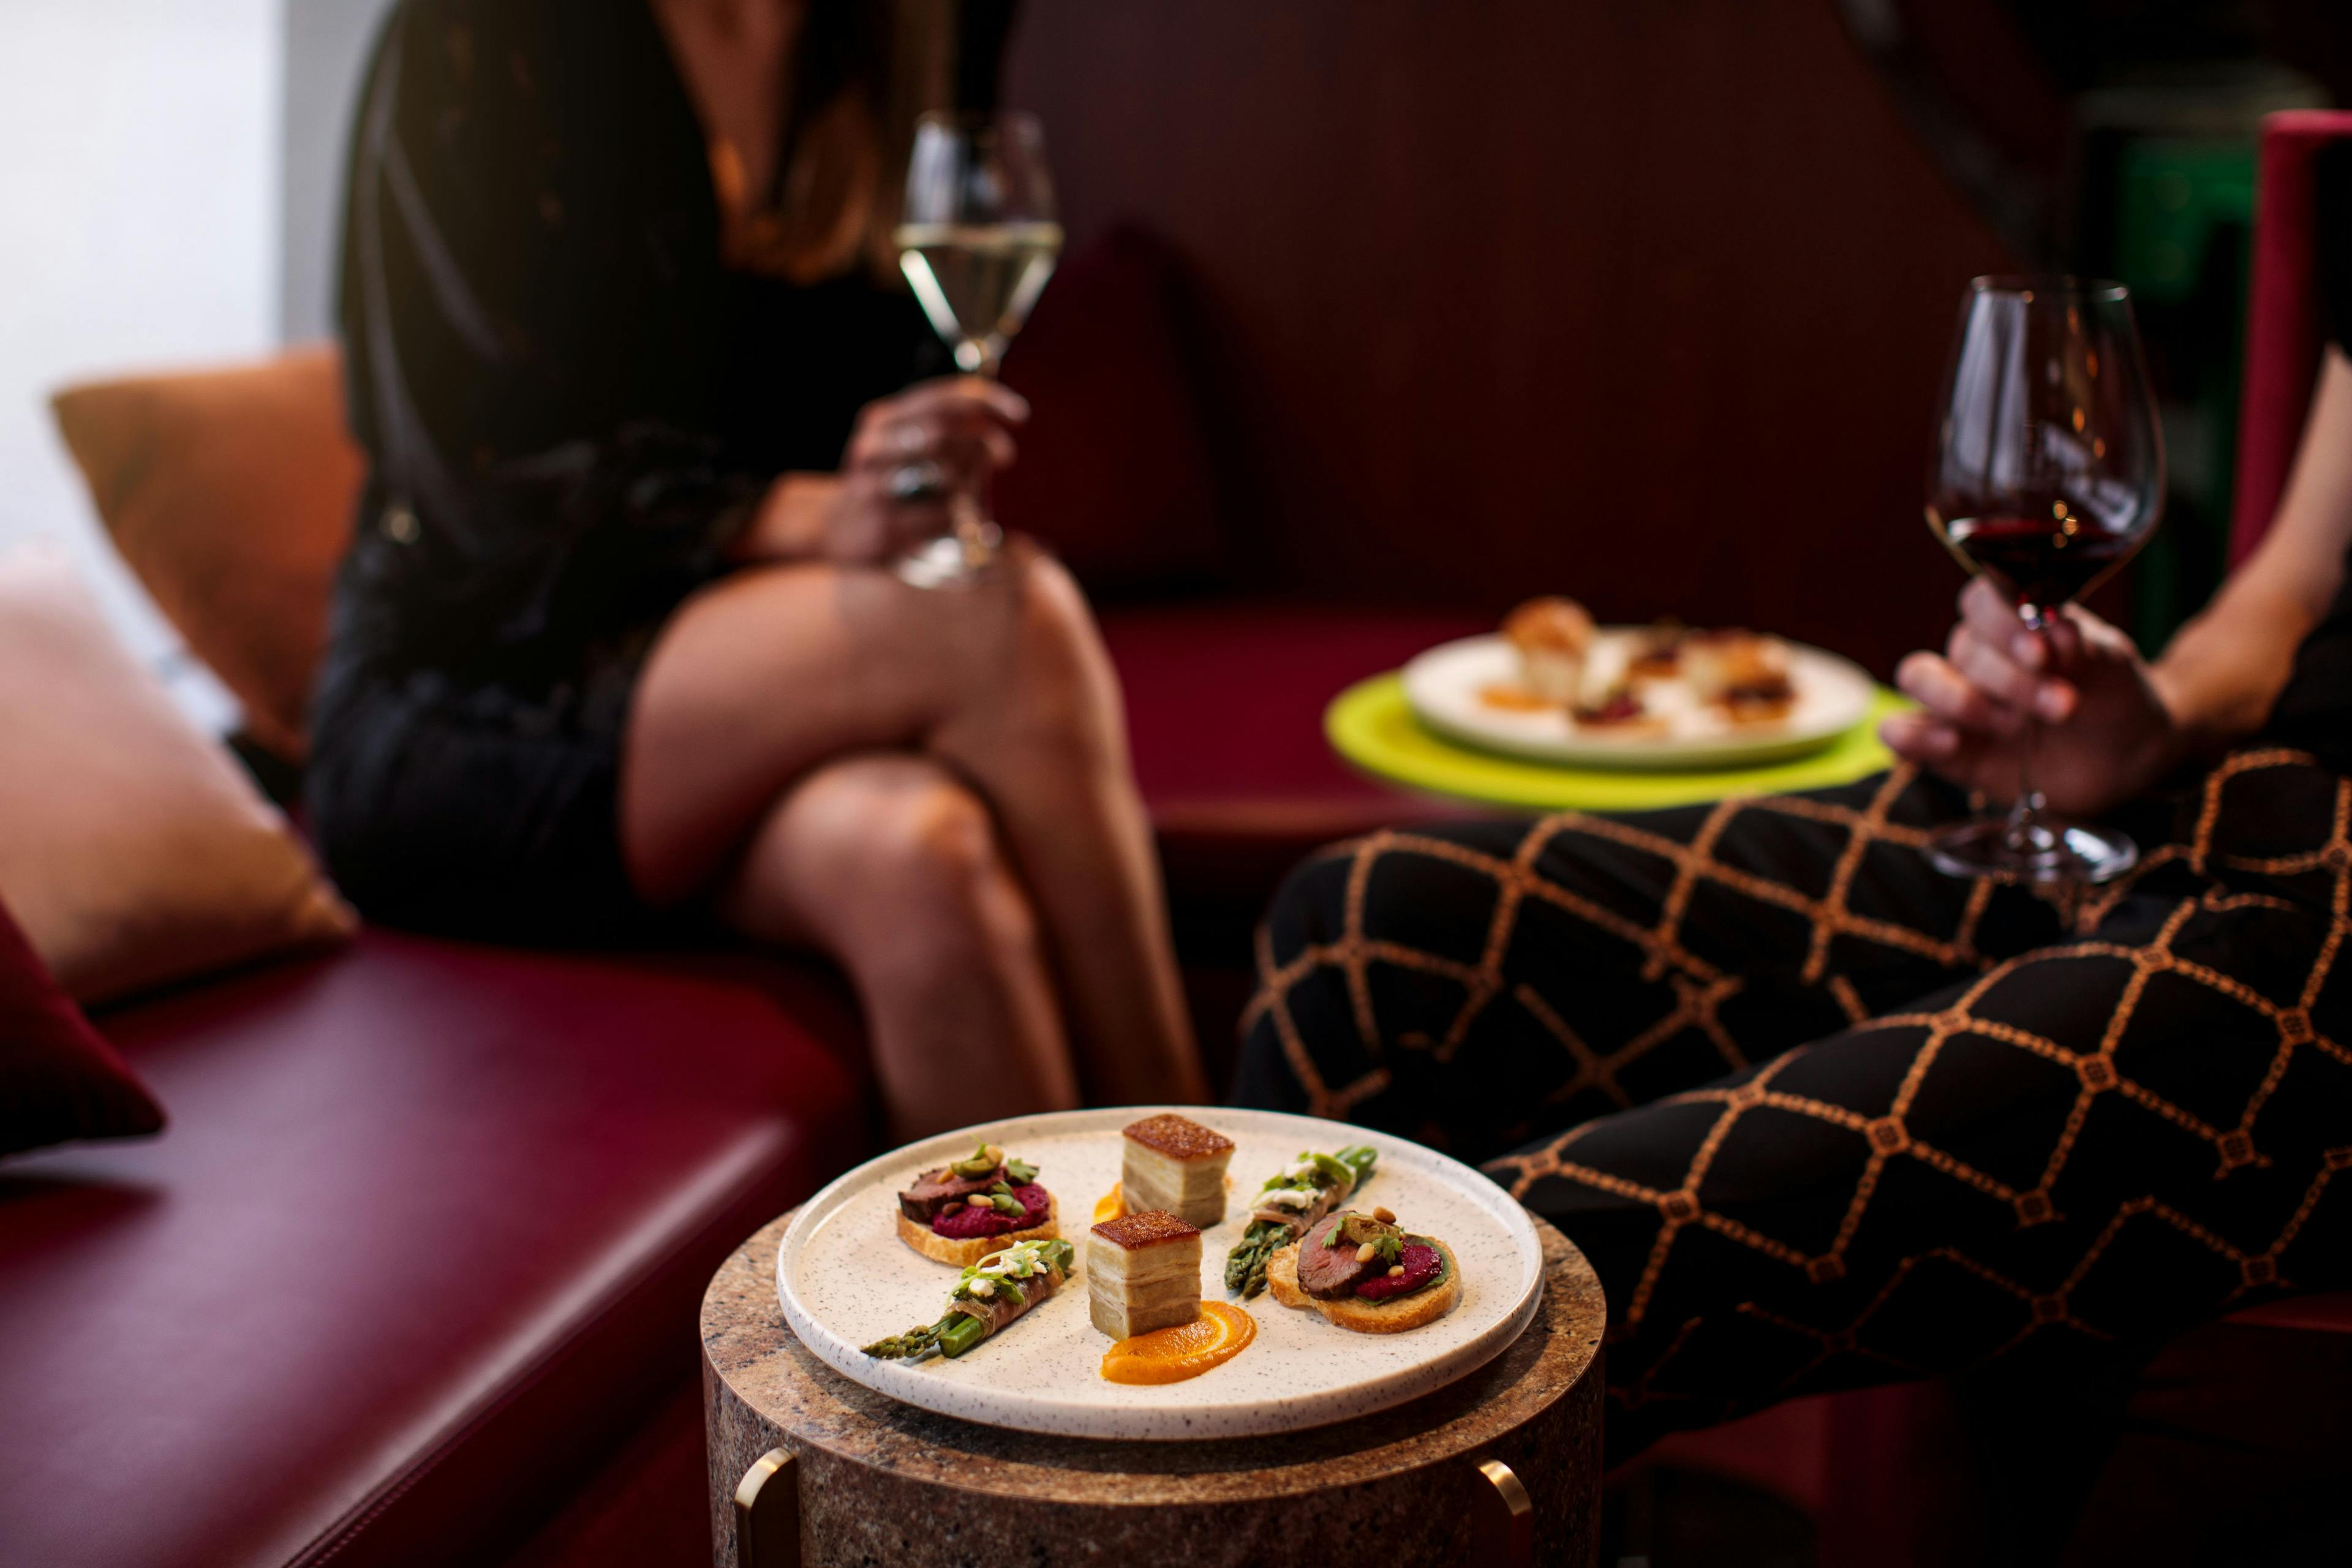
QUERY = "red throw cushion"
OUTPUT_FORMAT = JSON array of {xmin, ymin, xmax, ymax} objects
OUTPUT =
[
  {"xmin": 0, "ymin": 893, "xmax": 164, "ymax": 1158},
  {"xmin": 995, "ymin": 225, "xmax": 1224, "ymax": 593}
]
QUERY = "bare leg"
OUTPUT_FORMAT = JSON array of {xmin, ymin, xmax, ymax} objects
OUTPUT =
[
  {"xmin": 718, "ymin": 754, "xmax": 1076, "ymax": 1138},
  {"xmin": 620, "ymin": 543, "xmax": 1205, "ymax": 1108}
]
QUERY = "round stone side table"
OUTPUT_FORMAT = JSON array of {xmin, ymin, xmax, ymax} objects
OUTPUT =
[{"xmin": 701, "ymin": 1210, "xmax": 1607, "ymax": 1568}]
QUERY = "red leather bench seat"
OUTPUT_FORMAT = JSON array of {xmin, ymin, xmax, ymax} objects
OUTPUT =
[
  {"xmin": 0, "ymin": 603, "xmax": 1488, "ymax": 1568},
  {"xmin": 0, "ymin": 929, "xmax": 865, "ymax": 1568},
  {"xmin": 1102, "ymin": 598, "xmax": 1493, "ymax": 903}
]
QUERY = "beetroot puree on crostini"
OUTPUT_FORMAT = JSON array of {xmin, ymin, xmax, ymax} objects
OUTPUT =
[
  {"xmin": 931, "ymin": 1183, "xmax": 1052, "ymax": 1239},
  {"xmin": 1355, "ymin": 1242, "xmax": 1441, "ymax": 1300}
]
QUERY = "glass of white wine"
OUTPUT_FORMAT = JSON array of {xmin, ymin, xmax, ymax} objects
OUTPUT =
[{"xmin": 892, "ymin": 110, "xmax": 1063, "ymax": 587}]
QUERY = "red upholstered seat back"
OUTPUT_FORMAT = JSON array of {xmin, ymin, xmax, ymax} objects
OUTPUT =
[
  {"xmin": 2230, "ymin": 111, "xmax": 2352, "ymax": 566},
  {"xmin": 1004, "ymin": 0, "xmax": 2018, "ymax": 676}
]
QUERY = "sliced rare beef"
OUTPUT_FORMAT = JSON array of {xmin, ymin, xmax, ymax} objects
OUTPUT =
[
  {"xmin": 1295, "ymin": 1211, "xmax": 1381, "ymax": 1299},
  {"xmin": 898, "ymin": 1165, "xmax": 1002, "ymax": 1221}
]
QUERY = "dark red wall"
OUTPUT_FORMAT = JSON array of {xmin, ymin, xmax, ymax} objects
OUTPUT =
[{"xmin": 1004, "ymin": 0, "xmax": 2019, "ymax": 676}]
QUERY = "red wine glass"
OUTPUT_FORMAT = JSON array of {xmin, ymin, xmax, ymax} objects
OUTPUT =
[{"xmin": 1923, "ymin": 276, "xmax": 2165, "ymax": 884}]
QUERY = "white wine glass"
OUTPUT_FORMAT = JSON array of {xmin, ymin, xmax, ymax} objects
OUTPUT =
[{"xmin": 892, "ymin": 110, "xmax": 1062, "ymax": 588}]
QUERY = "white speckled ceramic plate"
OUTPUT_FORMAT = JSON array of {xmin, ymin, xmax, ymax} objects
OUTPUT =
[
  {"xmin": 1403, "ymin": 631, "xmax": 1875, "ymax": 770},
  {"xmin": 775, "ymin": 1107, "xmax": 1544, "ymax": 1440}
]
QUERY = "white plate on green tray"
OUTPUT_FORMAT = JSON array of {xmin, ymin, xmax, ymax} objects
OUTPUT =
[
  {"xmin": 775, "ymin": 1106, "xmax": 1545, "ymax": 1441},
  {"xmin": 1404, "ymin": 631, "xmax": 1877, "ymax": 770}
]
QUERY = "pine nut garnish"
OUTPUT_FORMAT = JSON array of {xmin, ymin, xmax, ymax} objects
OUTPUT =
[
  {"xmin": 1355, "ymin": 1242, "xmax": 1376, "ymax": 1263},
  {"xmin": 940, "ymin": 1199, "xmax": 963, "ymax": 1213},
  {"xmin": 1388, "ymin": 1264, "xmax": 1405, "ymax": 1277},
  {"xmin": 1372, "ymin": 1206, "xmax": 1395, "ymax": 1224}
]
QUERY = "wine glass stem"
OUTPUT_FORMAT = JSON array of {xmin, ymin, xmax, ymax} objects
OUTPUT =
[
  {"xmin": 2005, "ymin": 606, "xmax": 2050, "ymax": 854},
  {"xmin": 953, "ymin": 351, "xmax": 1002, "ymax": 568}
]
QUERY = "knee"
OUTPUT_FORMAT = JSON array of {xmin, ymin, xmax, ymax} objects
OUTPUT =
[
  {"xmin": 1006, "ymin": 549, "xmax": 1117, "ymax": 731},
  {"xmin": 838, "ymin": 775, "xmax": 1037, "ymax": 962}
]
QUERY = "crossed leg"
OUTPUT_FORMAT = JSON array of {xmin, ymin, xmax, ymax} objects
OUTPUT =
[
  {"xmin": 622, "ymin": 543, "xmax": 1204, "ymax": 1135},
  {"xmin": 1237, "ymin": 762, "xmax": 2352, "ymax": 1478}
]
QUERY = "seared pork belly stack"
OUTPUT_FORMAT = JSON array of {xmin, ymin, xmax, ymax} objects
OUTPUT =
[
  {"xmin": 1119, "ymin": 1113, "xmax": 1234, "ymax": 1229},
  {"xmin": 1087, "ymin": 1209, "xmax": 1202, "ymax": 1339}
]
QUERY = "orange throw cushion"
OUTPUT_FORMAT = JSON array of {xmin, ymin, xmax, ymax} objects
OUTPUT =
[
  {"xmin": 0, "ymin": 547, "xmax": 355, "ymax": 1005},
  {"xmin": 50, "ymin": 345, "xmax": 363, "ymax": 761}
]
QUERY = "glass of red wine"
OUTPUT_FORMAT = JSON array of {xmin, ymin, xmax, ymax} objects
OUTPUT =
[{"xmin": 1923, "ymin": 276, "xmax": 2165, "ymax": 884}]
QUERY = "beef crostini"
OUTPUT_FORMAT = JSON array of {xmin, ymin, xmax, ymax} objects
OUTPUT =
[
  {"xmin": 1120, "ymin": 1113, "xmax": 1235, "ymax": 1229},
  {"xmin": 896, "ymin": 1142, "xmax": 1059, "ymax": 1268},
  {"xmin": 1088, "ymin": 1209, "xmax": 1201, "ymax": 1340},
  {"xmin": 862, "ymin": 1237, "xmax": 1076, "ymax": 1362},
  {"xmin": 1266, "ymin": 1210, "xmax": 1461, "ymax": 1334},
  {"xmin": 1223, "ymin": 1144, "xmax": 1377, "ymax": 1298}
]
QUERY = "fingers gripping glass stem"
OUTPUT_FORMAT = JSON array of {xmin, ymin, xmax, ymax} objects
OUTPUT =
[
  {"xmin": 1920, "ymin": 278, "xmax": 2162, "ymax": 885},
  {"xmin": 891, "ymin": 112, "xmax": 1060, "ymax": 589}
]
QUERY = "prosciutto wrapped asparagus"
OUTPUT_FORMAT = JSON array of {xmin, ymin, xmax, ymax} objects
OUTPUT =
[
  {"xmin": 1222, "ymin": 1144, "xmax": 1378, "ymax": 1298},
  {"xmin": 862, "ymin": 1237, "xmax": 1076, "ymax": 1362}
]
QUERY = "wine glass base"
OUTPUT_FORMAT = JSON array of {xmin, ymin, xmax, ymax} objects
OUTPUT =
[
  {"xmin": 894, "ymin": 524, "xmax": 1003, "ymax": 590},
  {"xmin": 1925, "ymin": 816, "xmax": 2139, "ymax": 886}
]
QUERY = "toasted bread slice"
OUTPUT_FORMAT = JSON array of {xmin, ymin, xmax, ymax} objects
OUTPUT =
[
  {"xmin": 1267, "ymin": 1238, "xmax": 1461, "ymax": 1333},
  {"xmin": 896, "ymin": 1196, "xmax": 1060, "ymax": 1268}
]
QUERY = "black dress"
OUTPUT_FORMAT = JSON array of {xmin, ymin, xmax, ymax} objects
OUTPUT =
[
  {"xmin": 306, "ymin": 0, "xmax": 935, "ymax": 938},
  {"xmin": 1237, "ymin": 181, "xmax": 2352, "ymax": 1494}
]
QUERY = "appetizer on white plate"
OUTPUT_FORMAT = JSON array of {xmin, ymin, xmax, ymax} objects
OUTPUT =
[
  {"xmin": 1119, "ymin": 1112, "xmax": 1235, "ymax": 1229},
  {"xmin": 1678, "ymin": 627, "xmax": 1797, "ymax": 722},
  {"xmin": 1087, "ymin": 1209, "xmax": 1201, "ymax": 1340},
  {"xmin": 861, "ymin": 1237, "xmax": 1076, "ymax": 1362},
  {"xmin": 1501, "ymin": 597, "xmax": 1594, "ymax": 704},
  {"xmin": 1267, "ymin": 1209, "xmax": 1462, "ymax": 1334},
  {"xmin": 1494, "ymin": 597, "xmax": 1804, "ymax": 733},
  {"xmin": 895, "ymin": 1141, "xmax": 1058, "ymax": 1267},
  {"xmin": 1223, "ymin": 1143, "xmax": 1378, "ymax": 1298}
]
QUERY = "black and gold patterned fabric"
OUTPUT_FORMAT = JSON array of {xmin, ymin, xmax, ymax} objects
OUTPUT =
[{"xmin": 1234, "ymin": 752, "xmax": 2352, "ymax": 1465}]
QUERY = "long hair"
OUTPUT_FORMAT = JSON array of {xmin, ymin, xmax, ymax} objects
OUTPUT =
[{"xmin": 728, "ymin": 0, "xmax": 959, "ymax": 282}]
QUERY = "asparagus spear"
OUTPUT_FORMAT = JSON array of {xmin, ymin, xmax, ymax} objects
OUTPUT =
[
  {"xmin": 1225, "ymin": 1144, "xmax": 1378, "ymax": 1298},
  {"xmin": 862, "ymin": 1237, "xmax": 1071, "ymax": 1362},
  {"xmin": 864, "ymin": 1311, "xmax": 989, "ymax": 1361}
]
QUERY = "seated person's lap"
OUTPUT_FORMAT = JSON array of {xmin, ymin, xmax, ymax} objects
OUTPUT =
[{"xmin": 1235, "ymin": 753, "xmax": 2352, "ymax": 1461}]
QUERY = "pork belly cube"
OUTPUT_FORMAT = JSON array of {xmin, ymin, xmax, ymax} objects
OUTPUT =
[
  {"xmin": 1120, "ymin": 1113, "xmax": 1234, "ymax": 1229},
  {"xmin": 1087, "ymin": 1209, "xmax": 1202, "ymax": 1339}
]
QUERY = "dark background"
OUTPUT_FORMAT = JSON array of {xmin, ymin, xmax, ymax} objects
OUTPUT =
[{"xmin": 1007, "ymin": 0, "xmax": 2015, "ymax": 679}]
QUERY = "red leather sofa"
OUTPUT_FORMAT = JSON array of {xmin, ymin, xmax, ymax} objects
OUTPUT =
[
  {"xmin": 0, "ymin": 603, "xmax": 1483, "ymax": 1568},
  {"xmin": 9, "ymin": 13, "xmax": 2348, "ymax": 1568}
]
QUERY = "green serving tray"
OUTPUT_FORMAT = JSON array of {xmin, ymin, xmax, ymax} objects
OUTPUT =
[{"xmin": 1325, "ymin": 673, "xmax": 1908, "ymax": 813}]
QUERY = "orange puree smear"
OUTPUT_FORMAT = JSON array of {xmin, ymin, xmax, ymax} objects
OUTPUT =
[
  {"xmin": 1100, "ymin": 1301, "xmax": 1256, "ymax": 1385},
  {"xmin": 1479, "ymin": 682, "xmax": 1554, "ymax": 712},
  {"xmin": 1091, "ymin": 1183, "xmax": 1127, "ymax": 1224}
]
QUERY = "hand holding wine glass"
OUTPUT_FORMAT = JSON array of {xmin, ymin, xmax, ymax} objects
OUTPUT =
[
  {"xmin": 1882, "ymin": 576, "xmax": 2182, "ymax": 818},
  {"xmin": 890, "ymin": 110, "xmax": 1062, "ymax": 589},
  {"xmin": 1906, "ymin": 276, "xmax": 2166, "ymax": 883}
]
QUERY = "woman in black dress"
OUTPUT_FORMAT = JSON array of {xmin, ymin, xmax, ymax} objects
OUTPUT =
[
  {"xmin": 308, "ymin": 0, "xmax": 1205, "ymax": 1135},
  {"xmin": 1240, "ymin": 156, "xmax": 2352, "ymax": 1506}
]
